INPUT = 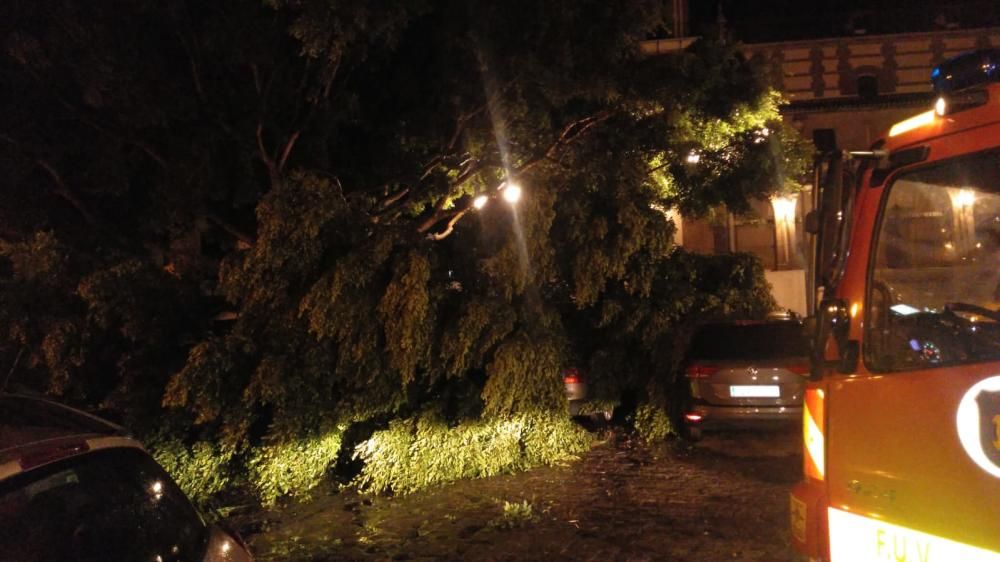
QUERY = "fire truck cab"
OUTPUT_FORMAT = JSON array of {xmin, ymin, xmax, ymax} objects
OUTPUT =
[{"xmin": 791, "ymin": 49, "xmax": 1000, "ymax": 561}]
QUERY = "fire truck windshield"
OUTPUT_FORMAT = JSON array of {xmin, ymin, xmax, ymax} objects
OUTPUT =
[{"xmin": 866, "ymin": 150, "xmax": 1000, "ymax": 372}]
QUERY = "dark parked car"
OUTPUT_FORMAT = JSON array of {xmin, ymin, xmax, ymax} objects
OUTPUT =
[
  {"xmin": 0, "ymin": 394, "xmax": 252, "ymax": 562},
  {"xmin": 564, "ymin": 367, "xmax": 613, "ymax": 420},
  {"xmin": 679, "ymin": 319, "xmax": 811, "ymax": 440}
]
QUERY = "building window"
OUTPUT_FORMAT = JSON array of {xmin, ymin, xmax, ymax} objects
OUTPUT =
[{"xmin": 857, "ymin": 75, "xmax": 878, "ymax": 99}]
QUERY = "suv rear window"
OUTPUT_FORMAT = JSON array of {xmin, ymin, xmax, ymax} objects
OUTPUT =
[
  {"xmin": 689, "ymin": 322, "xmax": 810, "ymax": 360},
  {"xmin": 0, "ymin": 448, "xmax": 207, "ymax": 561}
]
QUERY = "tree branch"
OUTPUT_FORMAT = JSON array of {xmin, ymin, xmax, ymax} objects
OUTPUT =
[
  {"xmin": 420, "ymin": 78, "xmax": 518, "ymax": 180},
  {"xmin": 207, "ymin": 213, "xmax": 254, "ymax": 246},
  {"xmin": 21, "ymin": 67, "xmax": 168, "ymax": 168},
  {"xmin": 256, "ymin": 123, "xmax": 278, "ymax": 180},
  {"xmin": 278, "ymin": 131, "xmax": 300, "ymax": 172},
  {"xmin": 545, "ymin": 110, "xmax": 613, "ymax": 160},
  {"xmin": 1, "ymin": 347, "xmax": 25, "ymax": 393},
  {"xmin": 416, "ymin": 195, "xmax": 454, "ymax": 233},
  {"xmin": 35, "ymin": 159, "xmax": 98, "ymax": 226},
  {"xmin": 427, "ymin": 208, "xmax": 472, "ymax": 241},
  {"xmin": 1, "ymin": 133, "xmax": 99, "ymax": 226},
  {"xmin": 416, "ymin": 109, "xmax": 612, "ymax": 240},
  {"xmin": 378, "ymin": 187, "xmax": 410, "ymax": 210},
  {"xmin": 171, "ymin": 3, "xmax": 206, "ymax": 105},
  {"xmin": 251, "ymin": 64, "xmax": 262, "ymax": 95}
]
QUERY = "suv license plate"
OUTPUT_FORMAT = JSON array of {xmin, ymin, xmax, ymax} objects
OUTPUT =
[{"xmin": 730, "ymin": 385, "xmax": 780, "ymax": 398}]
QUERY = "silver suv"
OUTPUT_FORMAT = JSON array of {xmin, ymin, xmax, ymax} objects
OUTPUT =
[{"xmin": 680, "ymin": 320, "xmax": 811, "ymax": 440}]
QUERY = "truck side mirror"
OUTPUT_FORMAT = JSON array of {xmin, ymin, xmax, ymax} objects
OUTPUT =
[
  {"xmin": 811, "ymin": 298, "xmax": 858, "ymax": 379},
  {"xmin": 804, "ymin": 209, "xmax": 820, "ymax": 235}
]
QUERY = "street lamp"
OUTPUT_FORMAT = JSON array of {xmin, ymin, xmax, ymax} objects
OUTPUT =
[{"xmin": 503, "ymin": 183, "xmax": 522, "ymax": 204}]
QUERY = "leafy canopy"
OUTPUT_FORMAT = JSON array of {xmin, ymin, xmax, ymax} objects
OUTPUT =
[{"xmin": 1, "ymin": 0, "xmax": 804, "ymax": 499}]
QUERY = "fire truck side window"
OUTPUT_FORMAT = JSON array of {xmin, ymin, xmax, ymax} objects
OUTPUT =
[{"xmin": 866, "ymin": 150, "xmax": 1000, "ymax": 372}]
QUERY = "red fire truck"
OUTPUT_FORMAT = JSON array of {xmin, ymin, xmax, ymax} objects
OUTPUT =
[{"xmin": 791, "ymin": 49, "xmax": 1000, "ymax": 561}]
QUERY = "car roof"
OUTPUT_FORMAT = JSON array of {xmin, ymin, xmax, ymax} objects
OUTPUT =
[
  {"xmin": 687, "ymin": 320, "xmax": 810, "ymax": 361},
  {"xmin": 0, "ymin": 394, "xmax": 142, "ymax": 481},
  {"xmin": 0, "ymin": 394, "xmax": 125, "ymax": 455}
]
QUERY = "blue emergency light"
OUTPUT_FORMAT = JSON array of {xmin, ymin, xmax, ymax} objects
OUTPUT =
[{"xmin": 931, "ymin": 49, "xmax": 1000, "ymax": 93}]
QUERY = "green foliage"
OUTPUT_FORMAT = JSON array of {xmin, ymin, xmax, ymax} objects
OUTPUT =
[
  {"xmin": 147, "ymin": 436, "xmax": 235, "ymax": 507},
  {"xmin": 2, "ymin": 0, "xmax": 800, "ymax": 503},
  {"xmin": 377, "ymin": 251, "xmax": 432, "ymax": 386},
  {"xmin": 0, "ymin": 231, "xmax": 66, "ymax": 284},
  {"xmin": 573, "ymin": 399, "xmax": 618, "ymax": 417},
  {"xmin": 354, "ymin": 411, "xmax": 592, "ymax": 495},
  {"xmin": 481, "ymin": 330, "xmax": 566, "ymax": 419},
  {"xmin": 149, "ymin": 421, "xmax": 346, "ymax": 508},
  {"xmin": 488, "ymin": 500, "xmax": 538, "ymax": 530},
  {"xmin": 633, "ymin": 404, "xmax": 676, "ymax": 443},
  {"xmin": 248, "ymin": 423, "xmax": 346, "ymax": 506}
]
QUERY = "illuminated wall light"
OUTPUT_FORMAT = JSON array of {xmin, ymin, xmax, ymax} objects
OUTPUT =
[
  {"xmin": 948, "ymin": 188, "xmax": 977, "ymax": 254},
  {"xmin": 771, "ymin": 195, "xmax": 798, "ymax": 266},
  {"xmin": 771, "ymin": 195, "xmax": 797, "ymax": 224},
  {"xmin": 935, "ymin": 96, "xmax": 947, "ymax": 116},
  {"xmin": 956, "ymin": 189, "xmax": 976, "ymax": 208},
  {"xmin": 472, "ymin": 195, "xmax": 488, "ymax": 210},
  {"xmin": 888, "ymin": 110, "xmax": 935, "ymax": 137}
]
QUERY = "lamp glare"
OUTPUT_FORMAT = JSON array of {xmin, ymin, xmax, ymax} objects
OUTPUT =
[{"xmin": 503, "ymin": 184, "xmax": 522, "ymax": 204}]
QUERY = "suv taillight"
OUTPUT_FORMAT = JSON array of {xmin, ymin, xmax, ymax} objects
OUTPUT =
[
  {"xmin": 685, "ymin": 365, "xmax": 719, "ymax": 378},
  {"xmin": 563, "ymin": 368, "xmax": 583, "ymax": 384}
]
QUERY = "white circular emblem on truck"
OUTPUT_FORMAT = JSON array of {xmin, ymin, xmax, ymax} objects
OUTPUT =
[{"xmin": 956, "ymin": 375, "xmax": 1000, "ymax": 478}]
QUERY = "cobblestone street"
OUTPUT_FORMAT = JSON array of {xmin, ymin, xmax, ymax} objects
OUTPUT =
[{"xmin": 243, "ymin": 429, "xmax": 802, "ymax": 562}]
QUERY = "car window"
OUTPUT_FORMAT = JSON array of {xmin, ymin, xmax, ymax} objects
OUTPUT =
[
  {"xmin": 0, "ymin": 448, "xmax": 208, "ymax": 562},
  {"xmin": 689, "ymin": 323, "xmax": 809, "ymax": 360}
]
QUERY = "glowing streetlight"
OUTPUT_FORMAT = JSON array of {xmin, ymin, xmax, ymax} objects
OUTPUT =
[
  {"xmin": 473, "ymin": 194, "xmax": 489, "ymax": 209},
  {"xmin": 686, "ymin": 150, "xmax": 701, "ymax": 164},
  {"xmin": 503, "ymin": 184, "xmax": 522, "ymax": 204}
]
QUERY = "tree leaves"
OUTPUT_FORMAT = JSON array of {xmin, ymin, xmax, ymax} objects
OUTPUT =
[{"xmin": 1, "ymin": 1, "xmax": 804, "ymax": 499}]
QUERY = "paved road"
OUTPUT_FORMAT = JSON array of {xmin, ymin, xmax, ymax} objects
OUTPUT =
[{"xmin": 245, "ymin": 429, "xmax": 803, "ymax": 561}]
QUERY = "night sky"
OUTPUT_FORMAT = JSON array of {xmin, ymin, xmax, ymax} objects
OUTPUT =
[{"xmin": 689, "ymin": 0, "xmax": 1000, "ymax": 42}]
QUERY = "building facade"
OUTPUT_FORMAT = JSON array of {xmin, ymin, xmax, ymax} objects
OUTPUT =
[{"xmin": 644, "ymin": 7, "xmax": 1000, "ymax": 316}]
